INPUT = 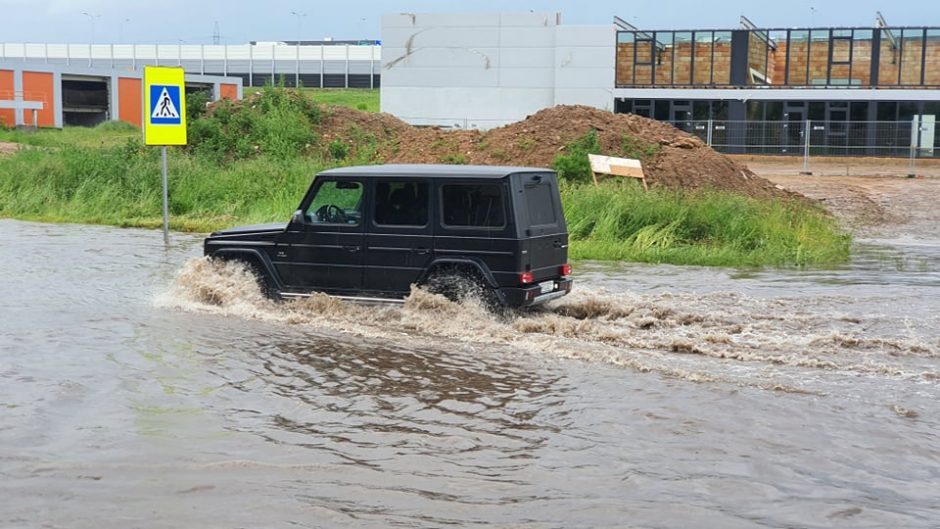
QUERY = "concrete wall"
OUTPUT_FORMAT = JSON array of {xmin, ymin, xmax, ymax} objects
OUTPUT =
[
  {"xmin": 380, "ymin": 12, "xmax": 613, "ymax": 129},
  {"xmin": 553, "ymin": 25, "xmax": 615, "ymax": 110}
]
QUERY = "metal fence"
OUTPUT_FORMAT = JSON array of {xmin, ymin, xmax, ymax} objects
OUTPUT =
[{"xmin": 666, "ymin": 118, "xmax": 939, "ymax": 174}]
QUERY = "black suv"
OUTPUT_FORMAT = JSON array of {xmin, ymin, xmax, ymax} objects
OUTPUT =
[{"xmin": 203, "ymin": 164, "xmax": 572, "ymax": 307}]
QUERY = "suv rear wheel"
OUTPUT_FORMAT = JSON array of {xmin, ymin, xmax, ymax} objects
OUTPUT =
[{"xmin": 422, "ymin": 266, "xmax": 500, "ymax": 310}]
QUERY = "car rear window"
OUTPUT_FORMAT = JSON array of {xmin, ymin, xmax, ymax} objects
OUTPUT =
[
  {"xmin": 441, "ymin": 184, "xmax": 505, "ymax": 227},
  {"xmin": 525, "ymin": 182, "xmax": 557, "ymax": 226}
]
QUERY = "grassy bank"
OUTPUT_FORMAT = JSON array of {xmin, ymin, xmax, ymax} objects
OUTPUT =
[
  {"xmin": 297, "ymin": 88, "xmax": 379, "ymax": 112},
  {"xmin": 0, "ymin": 121, "xmax": 139, "ymax": 149},
  {"xmin": 563, "ymin": 182, "xmax": 849, "ymax": 266},
  {"xmin": 0, "ymin": 144, "xmax": 328, "ymax": 232},
  {"xmin": 0, "ymin": 87, "xmax": 850, "ymax": 267},
  {"xmin": 0, "ymin": 141, "xmax": 850, "ymax": 266}
]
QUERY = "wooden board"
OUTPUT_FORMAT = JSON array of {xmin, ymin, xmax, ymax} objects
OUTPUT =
[{"xmin": 588, "ymin": 154, "xmax": 647, "ymax": 189}]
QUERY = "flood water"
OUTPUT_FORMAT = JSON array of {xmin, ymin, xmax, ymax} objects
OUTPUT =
[{"xmin": 2, "ymin": 219, "xmax": 939, "ymax": 528}]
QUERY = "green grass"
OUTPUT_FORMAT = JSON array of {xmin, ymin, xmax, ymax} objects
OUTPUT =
[
  {"xmin": 562, "ymin": 181, "xmax": 850, "ymax": 267},
  {"xmin": 0, "ymin": 142, "xmax": 851, "ymax": 266},
  {"xmin": 0, "ymin": 121, "xmax": 139, "ymax": 149},
  {"xmin": 0, "ymin": 86, "xmax": 851, "ymax": 267},
  {"xmin": 297, "ymin": 88, "xmax": 380, "ymax": 112},
  {"xmin": 0, "ymin": 145, "xmax": 328, "ymax": 232}
]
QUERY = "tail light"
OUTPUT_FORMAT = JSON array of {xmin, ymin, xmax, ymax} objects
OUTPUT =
[
  {"xmin": 560, "ymin": 263, "xmax": 572, "ymax": 276},
  {"xmin": 519, "ymin": 271, "xmax": 535, "ymax": 285}
]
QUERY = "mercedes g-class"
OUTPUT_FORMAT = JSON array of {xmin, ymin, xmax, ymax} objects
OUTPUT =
[{"xmin": 203, "ymin": 164, "xmax": 572, "ymax": 308}]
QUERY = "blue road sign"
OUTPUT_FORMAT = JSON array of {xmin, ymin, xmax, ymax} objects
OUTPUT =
[{"xmin": 149, "ymin": 85, "xmax": 182, "ymax": 126}]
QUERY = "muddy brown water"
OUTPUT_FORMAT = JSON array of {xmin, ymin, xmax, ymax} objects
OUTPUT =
[{"xmin": 2, "ymin": 219, "xmax": 939, "ymax": 528}]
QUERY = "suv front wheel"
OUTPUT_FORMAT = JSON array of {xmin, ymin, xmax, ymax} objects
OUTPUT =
[{"xmin": 223, "ymin": 257, "xmax": 279, "ymax": 300}]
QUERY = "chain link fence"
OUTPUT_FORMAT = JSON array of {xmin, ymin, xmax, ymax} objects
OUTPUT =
[{"xmin": 667, "ymin": 118, "xmax": 939, "ymax": 176}]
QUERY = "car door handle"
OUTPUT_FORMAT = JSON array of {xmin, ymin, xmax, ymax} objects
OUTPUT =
[
  {"xmin": 413, "ymin": 247, "xmax": 430, "ymax": 255},
  {"xmin": 553, "ymin": 241, "xmax": 568, "ymax": 249},
  {"xmin": 343, "ymin": 245, "xmax": 361, "ymax": 253}
]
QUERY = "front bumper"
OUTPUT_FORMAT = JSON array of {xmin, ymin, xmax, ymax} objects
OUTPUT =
[{"xmin": 500, "ymin": 278, "xmax": 573, "ymax": 307}]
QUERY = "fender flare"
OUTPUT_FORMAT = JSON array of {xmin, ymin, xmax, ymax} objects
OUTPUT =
[
  {"xmin": 209, "ymin": 248, "xmax": 284, "ymax": 290},
  {"xmin": 419, "ymin": 257, "xmax": 499, "ymax": 289}
]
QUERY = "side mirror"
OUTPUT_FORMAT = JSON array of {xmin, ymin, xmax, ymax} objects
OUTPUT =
[{"xmin": 291, "ymin": 209, "xmax": 305, "ymax": 226}]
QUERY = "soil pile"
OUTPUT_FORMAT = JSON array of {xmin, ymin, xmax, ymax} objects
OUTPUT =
[
  {"xmin": 318, "ymin": 105, "xmax": 796, "ymax": 200},
  {"xmin": 320, "ymin": 105, "xmax": 411, "ymax": 147},
  {"xmin": 206, "ymin": 93, "xmax": 796, "ymax": 200}
]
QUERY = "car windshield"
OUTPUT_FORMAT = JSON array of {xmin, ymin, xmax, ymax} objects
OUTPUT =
[{"xmin": 306, "ymin": 180, "xmax": 363, "ymax": 225}]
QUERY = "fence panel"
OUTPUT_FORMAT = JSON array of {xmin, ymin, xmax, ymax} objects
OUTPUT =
[{"xmin": 663, "ymin": 118, "xmax": 940, "ymax": 176}]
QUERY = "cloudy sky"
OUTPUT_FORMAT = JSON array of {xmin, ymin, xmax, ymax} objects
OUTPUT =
[{"xmin": 0, "ymin": 0, "xmax": 937, "ymax": 44}]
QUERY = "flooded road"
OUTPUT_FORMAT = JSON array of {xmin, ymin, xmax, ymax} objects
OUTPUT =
[{"xmin": 2, "ymin": 219, "xmax": 939, "ymax": 528}]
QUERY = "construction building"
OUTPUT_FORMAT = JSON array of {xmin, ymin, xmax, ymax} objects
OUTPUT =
[
  {"xmin": 614, "ymin": 18, "xmax": 940, "ymax": 155},
  {"xmin": 0, "ymin": 61, "xmax": 243, "ymax": 128},
  {"xmin": 379, "ymin": 12, "xmax": 940, "ymax": 157}
]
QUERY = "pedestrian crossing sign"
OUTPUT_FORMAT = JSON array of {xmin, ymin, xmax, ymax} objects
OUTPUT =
[
  {"xmin": 143, "ymin": 66, "xmax": 187, "ymax": 146},
  {"xmin": 150, "ymin": 85, "xmax": 181, "ymax": 124}
]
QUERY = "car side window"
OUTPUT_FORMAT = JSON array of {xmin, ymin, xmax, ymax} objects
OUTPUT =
[
  {"xmin": 306, "ymin": 180, "xmax": 363, "ymax": 225},
  {"xmin": 441, "ymin": 184, "xmax": 505, "ymax": 228},
  {"xmin": 374, "ymin": 180, "xmax": 429, "ymax": 226}
]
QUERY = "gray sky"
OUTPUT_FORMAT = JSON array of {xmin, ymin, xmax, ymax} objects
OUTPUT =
[{"xmin": 0, "ymin": 0, "xmax": 937, "ymax": 44}]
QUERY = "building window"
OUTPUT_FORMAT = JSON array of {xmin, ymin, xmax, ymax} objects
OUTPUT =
[
  {"xmin": 831, "ymin": 36, "xmax": 851, "ymax": 64},
  {"xmin": 900, "ymin": 29, "xmax": 926, "ymax": 86}
]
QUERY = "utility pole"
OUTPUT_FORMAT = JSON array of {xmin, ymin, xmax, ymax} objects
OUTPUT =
[
  {"xmin": 290, "ymin": 11, "xmax": 307, "ymax": 87},
  {"xmin": 82, "ymin": 12, "xmax": 101, "ymax": 44},
  {"xmin": 212, "ymin": 21, "xmax": 221, "ymax": 45},
  {"xmin": 290, "ymin": 11, "xmax": 307, "ymax": 45},
  {"xmin": 119, "ymin": 18, "xmax": 131, "ymax": 44}
]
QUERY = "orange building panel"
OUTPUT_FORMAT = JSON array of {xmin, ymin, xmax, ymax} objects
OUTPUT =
[
  {"xmin": 219, "ymin": 83, "xmax": 238, "ymax": 100},
  {"xmin": 118, "ymin": 77, "xmax": 142, "ymax": 127},
  {"xmin": 0, "ymin": 69, "xmax": 14, "ymax": 127},
  {"xmin": 22, "ymin": 71, "xmax": 55, "ymax": 127}
]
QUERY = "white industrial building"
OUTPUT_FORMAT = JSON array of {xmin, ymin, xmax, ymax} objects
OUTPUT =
[
  {"xmin": 0, "ymin": 42, "xmax": 381, "ymax": 89},
  {"xmin": 379, "ymin": 12, "xmax": 613, "ymax": 129}
]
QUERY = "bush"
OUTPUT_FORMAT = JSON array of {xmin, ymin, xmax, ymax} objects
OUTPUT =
[
  {"xmin": 552, "ymin": 129, "xmax": 601, "ymax": 183},
  {"xmin": 328, "ymin": 139, "xmax": 349, "ymax": 160},
  {"xmin": 186, "ymin": 90, "xmax": 213, "ymax": 121},
  {"xmin": 186, "ymin": 85, "xmax": 322, "ymax": 162},
  {"xmin": 440, "ymin": 153, "xmax": 468, "ymax": 165}
]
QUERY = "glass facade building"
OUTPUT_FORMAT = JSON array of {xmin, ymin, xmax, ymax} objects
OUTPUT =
[
  {"xmin": 616, "ymin": 27, "xmax": 940, "ymax": 89},
  {"xmin": 614, "ymin": 26, "xmax": 940, "ymax": 156}
]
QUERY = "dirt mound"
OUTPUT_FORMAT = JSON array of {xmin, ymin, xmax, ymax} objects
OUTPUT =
[
  {"xmin": 319, "ymin": 105, "xmax": 412, "ymax": 147},
  {"xmin": 207, "ymin": 92, "xmax": 797, "ymax": 200},
  {"xmin": 319, "ymin": 104, "xmax": 796, "ymax": 200}
]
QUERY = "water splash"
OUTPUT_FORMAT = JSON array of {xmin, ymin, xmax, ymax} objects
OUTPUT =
[{"xmin": 159, "ymin": 258, "xmax": 940, "ymax": 391}]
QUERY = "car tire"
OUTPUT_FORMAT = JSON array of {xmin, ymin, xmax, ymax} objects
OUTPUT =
[
  {"xmin": 423, "ymin": 266, "xmax": 501, "ymax": 311},
  {"xmin": 231, "ymin": 258, "xmax": 279, "ymax": 300}
]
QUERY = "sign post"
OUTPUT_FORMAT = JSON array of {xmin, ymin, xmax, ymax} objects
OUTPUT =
[{"xmin": 143, "ymin": 66, "xmax": 187, "ymax": 245}]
